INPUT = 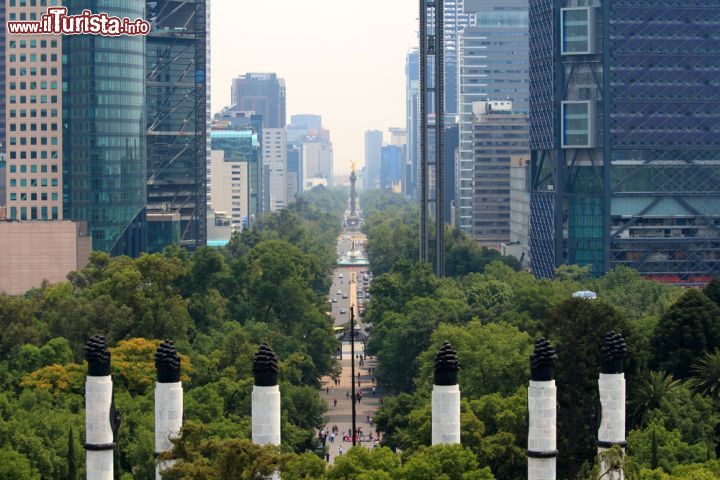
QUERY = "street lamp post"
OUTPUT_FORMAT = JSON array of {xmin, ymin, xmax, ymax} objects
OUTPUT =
[{"xmin": 350, "ymin": 306, "xmax": 357, "ymax": 447}]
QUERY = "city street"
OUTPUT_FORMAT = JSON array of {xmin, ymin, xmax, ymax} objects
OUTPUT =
[{"xmin": 319, "ymin": 226, "xmax": 382, "ymax": 464}]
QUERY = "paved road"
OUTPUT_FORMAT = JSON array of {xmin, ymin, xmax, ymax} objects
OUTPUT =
[
  {"xmin": 319, "ymin": 229, "xmax": 382, "ymax": 464},
  {"xmin": 328, "ymin": 233, "xmax": 370, "ymax": 328},
  {"xmin": 319, "ymin": 341, "xmax": 382, "ymax": 464}
]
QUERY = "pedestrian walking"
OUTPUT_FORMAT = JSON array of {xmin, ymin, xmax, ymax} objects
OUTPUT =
[
  {"xmin": 333, "ymin": 397, "xmax": 337, "ymax": 408},
  {"xmin": 330, "ymin": 432, "xmax": 335, "ymax": 443},
  {"xmin": 372, "ymin": 386, "xmax": 376, "ymax": 396},
  {"xmin": 339, "ymin": 446, "xmax": 344, "ymax": 456},
  {"xmin": 326, "ymin": 386, "xmax": 329, "ymax": 395},
  {"xmin": 346, "ymin": 391, "xmax": 349, "ymax": 400},
  {"xmin": 325, "ymin": 452, "xmax": 330, "ymax": 463}
]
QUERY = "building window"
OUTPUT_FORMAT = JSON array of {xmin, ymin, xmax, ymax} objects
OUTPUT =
[
  {"xmin": 561, "ymin": 8, "xmax": 596, "ymax": 55},
  {"xmin": 562, "ymin": 101, "xmax": 596, "ymax": 148}
]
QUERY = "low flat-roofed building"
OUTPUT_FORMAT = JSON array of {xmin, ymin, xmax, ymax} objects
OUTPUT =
[{"xmin": 0, "ymin": 220, "xmax": 91, "ymax": 294}]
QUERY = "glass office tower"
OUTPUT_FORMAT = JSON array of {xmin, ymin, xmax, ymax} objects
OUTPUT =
[
  {"xmin": 63, "ymin": 0, "xmax": 147, "ymax": 256},
  {"xmin": 146, "ymin": 0, "xmax": 210, "ymax": 252},
  {"xmin": 529, "ymin": 0, "xmax": 720, "ymax": 284}
]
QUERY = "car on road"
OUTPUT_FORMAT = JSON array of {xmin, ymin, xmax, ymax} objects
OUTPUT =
[
  {"xmin": 340, "ymin": 308, "xmax": 347, "ymax": 314},
  {"xmin": 332, "ymin": 298, "xmax": 338, "ymax": 303},
  {"xmin": 365, "ymin": 292, "xmax": 370, "ymax": 299},
  {"xmin": 342, "ymin": 293, "xmax": 348, "ymax": 299},
  {"xmin": 338, "ymin": 273, "xmax": 343, "ymax": 278},
  {"xmin": 336, "ymin": 290, "xmax": 342, "ymax": 295}
]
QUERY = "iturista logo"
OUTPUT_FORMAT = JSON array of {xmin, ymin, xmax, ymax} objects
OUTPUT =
[{"xmin": 7, "ymin": 7, "xmax": 151, "ymax": 36}]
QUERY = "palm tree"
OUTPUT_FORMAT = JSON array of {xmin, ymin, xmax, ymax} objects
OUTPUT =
[
  {"xmin": 688, "ymin": 348, "xmax": 720, "ymax": 404},
  {"xmin": 631, "ymin": 370, "xmax": 682, "ymax": 427}
]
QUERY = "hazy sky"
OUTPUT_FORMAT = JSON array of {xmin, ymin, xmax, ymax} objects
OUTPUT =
[{"xmin": 210, "ymin": 0, "xmax": 419, "ymax": 175}]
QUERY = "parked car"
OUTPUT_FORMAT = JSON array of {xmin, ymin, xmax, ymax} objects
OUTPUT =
[{"xmin": 365, "ymin": 293, "xmax": 370, "ymax": 299}]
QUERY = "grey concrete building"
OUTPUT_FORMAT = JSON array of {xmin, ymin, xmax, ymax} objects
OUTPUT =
[
  {"xmin": 457, "ymin": 0, "xmax": 529, "ymax": 232},
  {"xmin": 471, "ymin": 101, "xmax": 529, "ymax": 248}
]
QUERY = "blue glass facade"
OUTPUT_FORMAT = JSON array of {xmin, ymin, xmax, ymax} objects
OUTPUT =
[
  {"xmin": 63, "ymin": 0, "xmax": 147, "ymax": 257},
  {"xmin": 529, "ymin": 0, "xmax": 720, "ymax": 284},
  {"xmin": 380, "ymin": 145, "xmax": 403, "ymax": 191}
]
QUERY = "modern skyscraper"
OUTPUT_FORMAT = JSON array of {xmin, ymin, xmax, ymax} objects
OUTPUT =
[
  {"xmin": 529, "ymin": 1, "xmax": 720, "ymax": 284},
  {"xmin": 406, "ymin": 50, "xmax": 420, "ymax": 198},
  {"xmin": 470, "ymin": 101, "xmax": 529, "ymax": 248},
  {"xmin": 457, "ymin": 0, "xmax": 529, "ymax": 233},
  {"xmin": 0, "ymin": 0, "xmax": 5, "ymax": 210},
  {"xmin": 63, "ymin": 0, "xmax": 148, "ymax": 257},
  {"xmin": 262, "ymin": 128, "xmax": 287, "ymax": 212},
  {"xmin": 380, "ymin": 145, "xmax": 404, "ymax": 191},
  {"xmin": 231, "ymin": 73, "xmax": 286, "ymax": 129},
  {"xmin": 442, "ymin": 0, "xmax": 474, "ymax": 117},
  {"xmin": 1, "ymin": 0, "xmax": 91, "ymax": 294},
  {"xmin": 6, "ymin": 7, "xmax": 62, "ymax": 222},
  {"xmin": 364, "ymin": 130, "xmax": 383, "ymax": 190},
  {"xmin": 146, "ymin": 0, "xmax": 210, "ymax": 252}
]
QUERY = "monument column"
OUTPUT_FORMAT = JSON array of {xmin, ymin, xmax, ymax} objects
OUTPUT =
[
  {"xmin": 597, "ymin": 331, "xmax": 628, "ymax": 480},
  {"xmin": 528, "ymin": 338, "xmax": 558, "ymax": 480},
  {"xmin": 154, "ymin": 340, "xmax": 183, "ymax": 479},
  {"xmin": 431, "ymin": 341, "xmax": 461, "ymax": 445},
  {"xmin": 252, "ymin": 343, "xmax": 281, "ymax": 446},
  {"xmin": 84, "ymin": 335, "xmax": 114, "ymax": 480}
]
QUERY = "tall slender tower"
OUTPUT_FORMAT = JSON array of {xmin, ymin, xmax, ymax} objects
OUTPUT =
[
  {"xmin": 528, "ymin": 338, "xmax": 558, "ymax": 480},
  {"xmin": 84, "ymin": 335, "xmax": 114, "ymax": 480},
  {"xmin": 420, "ymin": 0, "xmax": 446, "ymax": 277},
  {"xmin": 431, "ymin": 341, "xmax": 461, "ymax": 445},
  {"xmin": 154, "ymin": 340, "xmax": 183, "ymax": 480},
  {"xmin": 597, "ymin": 332, "xmax": 628, "ymax": 479}
]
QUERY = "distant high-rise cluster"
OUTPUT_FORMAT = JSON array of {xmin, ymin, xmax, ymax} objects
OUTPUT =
[{"xmin": 405, "ymin": 0, "xmax": 720, "ymax": 284}]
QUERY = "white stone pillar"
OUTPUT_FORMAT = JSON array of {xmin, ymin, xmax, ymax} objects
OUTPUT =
[
  {"xmin": 432, "ymin": 341, "xmax": 461, "ymax": 446},
  {"xmin": 252, "ymin": 385, "xmax": 281, "ymax": 446},
  {"xmin": 528, "ymin": 338, "xmax": 558, "ymax": 480},
  {"xmin": 84, "ymin": 335, "xmax": 114, "ymax": 480},
  {"xmin": 597, "ymin": 332, "xmax": 628, "ymax": 480},
  {"xmin": 432, "ymin": 384, "xmax": 461, "ymax": 445},
  {"xmin": 155, "ymin": 340, "xmax": 183, "ymax": 480},
  {"xmin": 252, "ymin": 343, "xmax": 281, "ymax": 480},
  {"xmin": 528, "ymin": 379, "xmax": 557, "ymax": 480}
]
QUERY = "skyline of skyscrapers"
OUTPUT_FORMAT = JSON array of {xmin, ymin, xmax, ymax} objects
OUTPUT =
[{"xmin": 1, "ymin": 0, "xmax": 719, "ymax": 287}]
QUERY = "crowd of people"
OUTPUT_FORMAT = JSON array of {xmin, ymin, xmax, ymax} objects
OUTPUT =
[{"xmin": 320, "ymin": 345, "xmax": 381, "ymax": 463}]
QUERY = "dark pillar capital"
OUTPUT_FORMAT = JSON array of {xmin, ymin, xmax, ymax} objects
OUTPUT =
[
  {"xmin": 155, "ymin": 339, "xmax": 181, "ymax": 383},
  {"xmin": 253, "ymin": 343, "xmax": 279, "ymax": 387},
  {"xmin": 85, "ymin": 334, "xmax": 111, "ymax": 377},
  {"xmin": 600, "ymin": 331, "xmax": 627, "ymax": 374},
  {"xmin": 530, "ymin": 337, "xmax": 557, "ymax": 382},
  {"xmin": 434, "ymin": 341, "xmax": 459, "ymax": 386}
]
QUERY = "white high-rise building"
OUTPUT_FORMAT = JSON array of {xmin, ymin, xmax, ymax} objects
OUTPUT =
[
  {"xmin": 263, "ymin": 128, "xmax": 287, "ymax": 212},
  {"xmin": 210, "ymin": 149, "xmax": 249, "ymax": 231}
]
